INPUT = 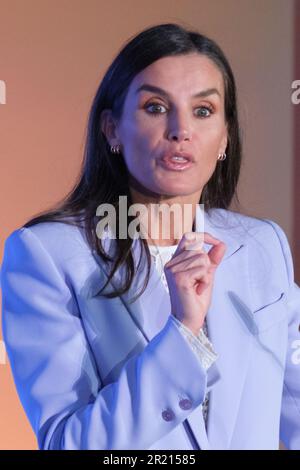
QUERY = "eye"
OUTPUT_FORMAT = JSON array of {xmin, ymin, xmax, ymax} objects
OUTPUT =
[
  {"xmin": 195, "ymin": 106, "xmax": 214, "ymax": 118},
  {"xmin": 145, "ymin": 102, "xmax": 167, "ymax": 115},
  {"xmin": 144, "ymin": 101, "xmax": 214, "ymax": 118}
]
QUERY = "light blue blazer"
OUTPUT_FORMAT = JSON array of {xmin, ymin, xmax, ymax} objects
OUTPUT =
[{"xmin": 1, "ymin": 207, "xmax": 300, "ymax": 450}]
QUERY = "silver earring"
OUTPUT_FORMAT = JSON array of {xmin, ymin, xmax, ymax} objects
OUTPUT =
[
  {"xmin": 110, "ymin": 144, "xmax": 121, "ymax": 154},
  {"xmin": 217, "ymin": 152, "xmax": 227, "ymax": 161}
]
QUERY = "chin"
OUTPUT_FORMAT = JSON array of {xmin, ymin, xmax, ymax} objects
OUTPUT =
[{"xmin": 156, "ymin": 184, "xmax": 196, "ymax": 197}]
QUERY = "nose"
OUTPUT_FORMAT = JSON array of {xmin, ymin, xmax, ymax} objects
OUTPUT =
[{"xmin": 167, "ymin": 113, "xmax": 191, "ymax": 142}]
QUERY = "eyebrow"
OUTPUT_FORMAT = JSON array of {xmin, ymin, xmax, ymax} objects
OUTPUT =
[{"xmin": 135, "ymin": 84, "xmax": 221, "ymax": 100}]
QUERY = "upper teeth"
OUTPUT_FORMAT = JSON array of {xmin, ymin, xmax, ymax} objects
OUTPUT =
[{"xmin": 171, "ymin": 155, "xmax": 188, "ymax": 161}]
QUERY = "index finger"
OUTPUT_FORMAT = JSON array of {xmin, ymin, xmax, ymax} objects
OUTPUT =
[{"xmin": 172, "ymin": 231, "xmax": 219, "ymax": 257}]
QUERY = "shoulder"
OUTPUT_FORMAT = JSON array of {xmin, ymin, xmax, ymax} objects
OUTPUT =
[
  {"xmin": 208, "ymin": 208, "xmax": 294, "ymax": 293},
  {"xmin": 2, "ymin": 220, "xmax": 95, "ymax": 278},
  {"xmin": 4, "ymin": 219, "xmax": 87, "ymax": 250},
  {"xmin": 208, "ymin": 207, "xmax": 291, "ymax": 247},
  {"xmin": 208, "ymin": 207, "xmax": 283, "ymax": 232}
]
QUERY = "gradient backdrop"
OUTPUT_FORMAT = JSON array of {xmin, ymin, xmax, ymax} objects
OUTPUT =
[{"xmin": 0, "ymin": 0, "xmax": 299, "ymax": 450}]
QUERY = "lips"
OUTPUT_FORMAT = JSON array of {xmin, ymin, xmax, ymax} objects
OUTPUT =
[
  {"xmin": 158, "ymin": 151, "xmax": 194, "ymax": 171},
  {"xmin": 161, "ymin": 151, "xmax": 194, "ymax": 163}
]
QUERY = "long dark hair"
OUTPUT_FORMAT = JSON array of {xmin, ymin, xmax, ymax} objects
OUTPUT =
[{"xmin": 23, "ymin": 22, "xmax": 242, "ymax": 302}]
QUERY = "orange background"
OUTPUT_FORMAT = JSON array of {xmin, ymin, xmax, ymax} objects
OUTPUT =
[{"xmin": 0, "ymin": 0, "xmax": 298, "ymax": 450}]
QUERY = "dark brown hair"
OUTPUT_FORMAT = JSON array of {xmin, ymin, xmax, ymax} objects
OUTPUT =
[{"xmin": 23, "ymin": 22, "xmax": 242, "ymax": 302}]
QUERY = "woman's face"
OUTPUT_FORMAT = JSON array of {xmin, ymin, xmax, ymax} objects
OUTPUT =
[{"xmin": 106, "ymin": 53, "xmax": 228, "ymax": 198}]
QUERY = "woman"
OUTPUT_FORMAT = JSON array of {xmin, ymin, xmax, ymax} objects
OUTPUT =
[{"xmin": 1, "ymin": 23, "xmax": 300, "ymax": 450}]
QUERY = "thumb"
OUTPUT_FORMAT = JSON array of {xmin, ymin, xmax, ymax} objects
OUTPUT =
[
  {"xmin": 171, "ymin": 231, "xmax": 203, "ymax": 258},
  {"xmin": 207, "ymin": 240, "xmax": 227, "ymax": 272}
]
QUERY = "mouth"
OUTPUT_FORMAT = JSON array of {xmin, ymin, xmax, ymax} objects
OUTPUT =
[{"xmin": 158, "ymin": 151, "xmax": 194, "ymax": 172}]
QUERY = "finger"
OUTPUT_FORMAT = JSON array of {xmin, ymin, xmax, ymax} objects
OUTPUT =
[
  {"xmin": 196, "ymin": 276, "xmax": 211, "ymax": 295},
  {"xmin": 172, "ymin": 231, "xmax": 225, "ymax": 258},
  {"xmin": 166, "ymin": 250, "xmax": 200, "ymax": 268},
  {"xmin": 172, "ymin": 265, "xmax": 208, "ymax": 287},
  {"xmin": 165, "ymin": 251, "xmax": 209, "ymax": 271},
  {"xmin": 185, "ymin": 232, "xmax": 222, "ymax": 251},
  {"xmin": 207, "ymin": 240, "xmax": 227, "ymax": 270},
  {"xmin": 189, "ymin": 232, "xmax": 227, "ymax": 272},
  {"xmin": 184, "ymin": 231, "xmax": 203, "ymax": 251},
  {"xmin": 203, "ymin": 232, "xmax": 224, "ymax": 246},
  {"xmin": 171, "ymin": 231, "xmax": 198, "ymax": 257},
  {"xmin": 181, "ymin": 266, "xmax": 211, "ymax": 296}
]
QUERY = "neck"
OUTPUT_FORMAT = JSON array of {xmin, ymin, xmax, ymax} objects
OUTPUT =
[{"xmin": 129, "ymin": 182, "xmax": 201, "ymax": 247}]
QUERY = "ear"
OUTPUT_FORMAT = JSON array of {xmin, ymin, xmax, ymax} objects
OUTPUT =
[{"xmin": 100, "ymin": 109, "xmax": 120, "ymax": 146}]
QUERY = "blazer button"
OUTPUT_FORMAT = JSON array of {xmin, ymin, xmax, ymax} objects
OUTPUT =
[
  {"xmin": 179, "ymin": 398, "xmax": 193, "ymax": 410},
  {"xmin": 162, "ymin": 409, "xmax": 175, "ymax": 422}
]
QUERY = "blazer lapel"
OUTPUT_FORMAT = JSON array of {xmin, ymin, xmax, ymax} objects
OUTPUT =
[
  {"xmin": 202, "ymin": 210, "xmax": 254, "ymax": 449},
  {"xmin": 92, "ymin": 207, "xmax": 253, "ymax": 450}
]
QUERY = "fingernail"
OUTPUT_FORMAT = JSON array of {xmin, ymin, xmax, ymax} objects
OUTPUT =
[
  {"xmin": 186, "ymin": 241, "xmax": 204, "ymax": 251},
  {"xmin": 195, "ymin": 232, "xmax": 204, "ymax": 243},
  {"xmin": 184, "ymin": 232, "xmax": 196, "ymax": 241}
]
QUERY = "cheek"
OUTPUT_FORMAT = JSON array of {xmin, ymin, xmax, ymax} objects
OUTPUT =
[
  {"xmin": 123, "ymin": 114, "xmax": 157, "ymax": 147},
  {"xmin": 120, "ymin": 129, "xmax": 154, "ymax": 174},
  {"xmin": 123, "ymin": 125, "xmax": 159, "ymax": 167},
  {"xmin": 200, "ymin": 122, "xmax": 225, "ymax": 152}
]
